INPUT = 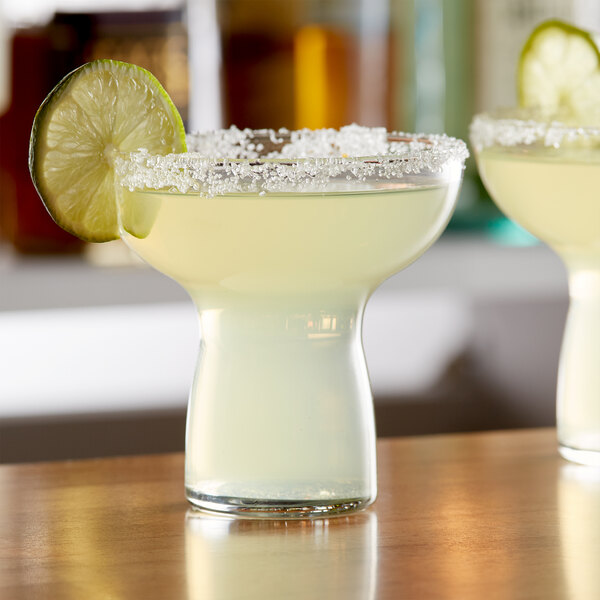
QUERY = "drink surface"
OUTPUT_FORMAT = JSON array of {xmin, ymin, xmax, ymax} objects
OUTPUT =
[{"xmin": 119, "ymin": 183, "xmax": 459, "ymax": 302}]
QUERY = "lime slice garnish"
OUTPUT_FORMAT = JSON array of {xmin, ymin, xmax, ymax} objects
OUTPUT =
[
  {"xmin": 518, "ymin": 20, "xmax": 600, "ymax": 124},
  {"xmin": 29, "ymin": 60, "xmax": 186, "ymax": 242}
]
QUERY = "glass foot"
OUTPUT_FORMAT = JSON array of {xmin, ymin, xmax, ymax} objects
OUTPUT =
[
  {"xmin": 186, "ymin": 488, "xmax": 373, "ymax": 519},
  {"xmin": 559, "ymin": 444, "xmax": 600, "ymax": 467}
]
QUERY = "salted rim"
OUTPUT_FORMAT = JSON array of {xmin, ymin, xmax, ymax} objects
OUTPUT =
[
  {"xmin": 115, "ymin": 125, "xmax": 469, "ymax": 196},
  {"xmin": 470, "ymin": 109, "xmax": 600, "ymax": 151}
]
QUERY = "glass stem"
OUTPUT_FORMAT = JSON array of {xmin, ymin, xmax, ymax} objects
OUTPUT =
[
  {"xmin": 557, "ymin": 265, "xmax": 600, "ymax": 459},
  {"xmin": 184, "ymin": 295, "xmax": 377, "ymax": 512}
]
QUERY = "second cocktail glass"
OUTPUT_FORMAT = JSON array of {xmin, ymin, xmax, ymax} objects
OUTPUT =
[
  {"xmin": 116, "ymin": 125, "xmax": 468, "ymax": 517},
  {"xmin": 471, "ymin": 111, "xmax": 600, "ymax": 466}
]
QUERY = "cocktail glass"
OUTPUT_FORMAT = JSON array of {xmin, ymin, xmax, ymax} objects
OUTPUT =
[
  {"xmin": 115, "ymin": 125, "xmax": 468, "ymax": 517},
  {"xmin": 471, "ymin": 111, "xmax": 600, "ymax": 466}
]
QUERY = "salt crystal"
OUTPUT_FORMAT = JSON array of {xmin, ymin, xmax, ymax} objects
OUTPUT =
[
  {"xmin": 470, "ymin": 111, "xmax": 600, "ymax": 151},
  {"xmin": 115, "ymin": 124, "xmax": 469, "ymax": 197}
]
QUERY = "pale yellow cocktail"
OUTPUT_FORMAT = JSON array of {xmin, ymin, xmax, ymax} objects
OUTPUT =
[
  {"xmin": 473, "ymin": 113, "xmax": 600, "ymax": 465},
  {"xmin": 116, "ymin": 126, "xmax": 468, "ymax": 515},
  {"xmin": 27, "ymin": 60, "xmax": 470, "ymax": 515}
]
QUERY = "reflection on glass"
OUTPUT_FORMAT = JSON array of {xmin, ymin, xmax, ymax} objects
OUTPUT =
[
  {"xmin": 559, "ymin": 465, "xmax": 600, "ymax": 600},
  {"xmin": 185, "ymin": 511, "xmax": 377, "ymax": 600}
]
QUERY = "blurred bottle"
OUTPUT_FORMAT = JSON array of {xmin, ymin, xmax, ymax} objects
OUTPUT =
[
  {"xmin": 0, "ymin": 19, "xmax": 83, "ymax": 253},
  {"xmin": 188, "ymin": 0, "xmax": 397, "ymax": 132},
  {"xmin": 0, "ymin": 0, "xmax": 9, "ymax": 115},
  {"xmin": 0, "ymin": 2, "xmax": 187, "ymax": 254}
]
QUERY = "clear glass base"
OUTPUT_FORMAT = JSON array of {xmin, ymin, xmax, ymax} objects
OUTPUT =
[
  {"xmin": 559, "ymin": 444, "xmax": 600, "ymax": 467},
  {"xmin": 186, "ymin": 488, "xmax": 373, "ymax": 519}
]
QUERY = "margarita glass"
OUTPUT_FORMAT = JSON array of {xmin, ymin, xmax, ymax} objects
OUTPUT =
[
  {"xmin": 116, "ymin": 125, "xmax": 468, "ymax": 517},
  {"xmin": 471, "ymin": 111, "xmax": 600, "ymax": 466}
]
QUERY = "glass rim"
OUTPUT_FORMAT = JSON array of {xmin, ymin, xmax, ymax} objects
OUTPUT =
[
  {"xmin": 470, "ymin": 108, "xmax": 600, "ymax": 150},
  {"xmin": 115, "ymin": 125, "xmax": 469, "ymax": 196}
]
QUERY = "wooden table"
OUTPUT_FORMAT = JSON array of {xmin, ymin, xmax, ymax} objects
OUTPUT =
[{"xmin": 2, "ymin": 428, "xmax": 599, "ymax": 599}]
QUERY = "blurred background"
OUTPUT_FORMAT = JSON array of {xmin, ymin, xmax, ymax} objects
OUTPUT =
[{"xmin": 0, "ymin": 0, "xmax": 597, "ymax": 462}]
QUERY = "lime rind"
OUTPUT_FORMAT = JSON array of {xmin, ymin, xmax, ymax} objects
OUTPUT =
[{"xmin": 29, "ymin": 60, "xmax": 186, "ymax": 242}]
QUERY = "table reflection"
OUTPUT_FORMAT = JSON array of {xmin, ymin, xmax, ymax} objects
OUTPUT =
[
  {"xmin": 559, "ymin": 464, "xmax": 600, "ymax": 600},
  {"xmin": 185, "ymin": 510, "xmax": 377, "ymax": 600}
]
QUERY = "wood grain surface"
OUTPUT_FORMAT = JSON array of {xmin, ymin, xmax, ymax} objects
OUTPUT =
[{"xmin": 1, "ymin": 428, "xmax": 598, "ymax": 600}]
